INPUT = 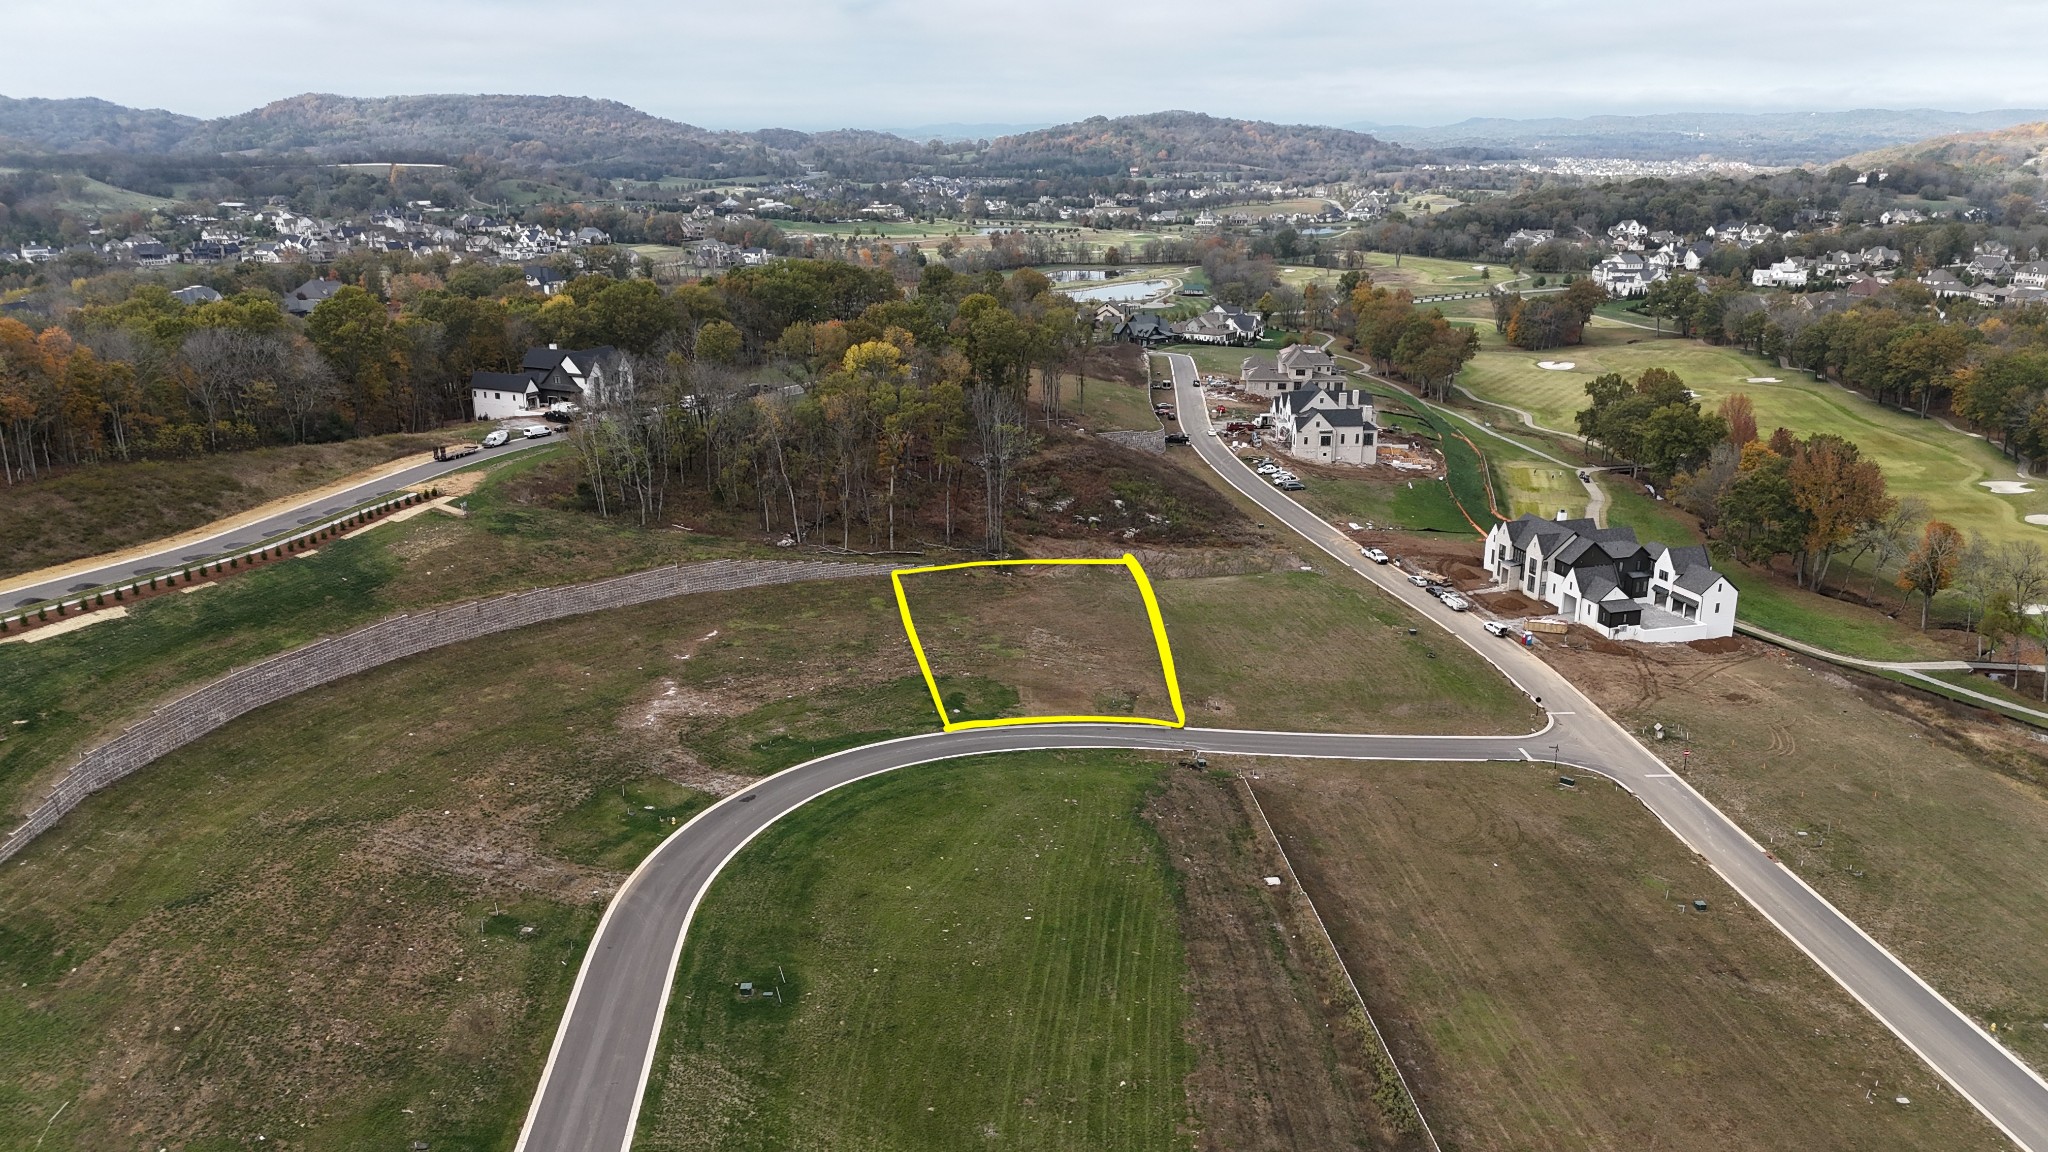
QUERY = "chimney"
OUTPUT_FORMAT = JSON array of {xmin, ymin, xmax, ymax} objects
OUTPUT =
[{"xmin": 1556, "ymin": 508, "xmax": 1569, "ymax": 522}]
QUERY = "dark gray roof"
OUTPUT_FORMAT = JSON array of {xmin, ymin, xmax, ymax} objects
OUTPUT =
[
  {"xmin": 1298, "ymin": 407, "xmax": 1372, "ymax": 429},
  {"xmin": 1674, "ymin": 565, "xmax": 1726, "ymax": 594},
  {"xmin": 471, "ymin": 370, "xmax": 539, "ymax": 390}
]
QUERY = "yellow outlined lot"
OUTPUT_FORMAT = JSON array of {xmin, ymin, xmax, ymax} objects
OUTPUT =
[{"xmin": 891, "ymin": 554, "xmax": 1186, "ymax": 732}]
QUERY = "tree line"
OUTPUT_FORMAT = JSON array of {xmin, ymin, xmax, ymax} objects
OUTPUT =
[{"xmin": 570, "ymin": 263, "xmax": 1101, "ymax": 559}]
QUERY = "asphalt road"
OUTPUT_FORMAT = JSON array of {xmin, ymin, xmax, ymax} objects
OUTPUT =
[
  {"xmin": 514, "ymin": 353, "xmax": 2048, "ymax": 1152},
  {"xmin": 3, "ymin": 432, "xmax": 561, "ymax": 609},
  {"xmin": 1166, "ymin": 351, "xmax": 2048, "ymax": 1151}
]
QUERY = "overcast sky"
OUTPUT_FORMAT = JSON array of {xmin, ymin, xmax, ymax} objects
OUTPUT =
[{"xmin": 12, "ymin": 0, "xmax": 2048, "ymax": 131}]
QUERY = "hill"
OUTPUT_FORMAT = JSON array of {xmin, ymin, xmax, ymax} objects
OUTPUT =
[
  {"xmin": 977, "ymin": 111, "xmax": 1420, "ymax": 177},
  {"xmin": 1356, "ymin": 108, "xmax": 2048, "ymax": 164},
  {"xmin": 1835, "ymin": 120, "xmax": 2048, "ymax": 176},
  {"xmin": 0, "ymin": 95, "xmax": 202, "ymax": 154}
]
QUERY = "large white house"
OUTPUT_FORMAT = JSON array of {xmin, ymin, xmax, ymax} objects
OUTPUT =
[
  {"xmin": 1592, "ymin": 252, "xmax": 1666, "ymax": 297},
  {"xmin": 1268, "ymin": 387, "xmax": 1378, "ymax": 466},
  {"xmin": 1239, "ymin": 343, "xmax": 1343, "ymax": 396},
  {"xmin": 470, "ymin": 345, "xmax": 634, "ymax": 420},
  {"xmin": 1483, "ymin": 512, "xmax": 1736, "ymax": 642}
]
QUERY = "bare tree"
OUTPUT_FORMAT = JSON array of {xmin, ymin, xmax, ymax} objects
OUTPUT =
[{"xmin": 969, "ymin": 383, "xmax": 1029, "ymax": 556}]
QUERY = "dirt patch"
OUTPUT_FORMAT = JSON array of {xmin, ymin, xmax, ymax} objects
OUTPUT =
[
  {"xmin": 1144, "ymin": 765, "xmax": 1424, "ymax": 1151},
  {"xmin": 1689, "ymin": 635, "xmax": 1746, "ymax": 654},
  {"xmin": 1474, "ymin": 590, "xmax": 1544, "ymax": 615}
]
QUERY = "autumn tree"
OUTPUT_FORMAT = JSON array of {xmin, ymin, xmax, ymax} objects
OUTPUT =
[
  {"xmin": 1897, "ymin": 520, "xmax": 1966, "ymax": 629},
  {"xmin": 1720, "ymin": 393, "xmax": 1757, "ymax": 447},
  {"xmin": 1787, "ymin": 434, "xmax": 1892, "ymax": 589}
]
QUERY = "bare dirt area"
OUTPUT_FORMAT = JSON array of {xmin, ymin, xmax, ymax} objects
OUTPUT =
[
  {"xmin": 1538, "ymin": 633, "xmax": 2048, "ymax": 1074},
  {"xmin": 1247, "ymin": 757, "xmax": 2001, "ymax": 1151},
  {"xmin": 897, "ymin": 563, "xmax": 1176, "ymax": 721},
  {"xmin": 1143, "ymin": 763, "xmax": 1425, "ymax": 1151}
]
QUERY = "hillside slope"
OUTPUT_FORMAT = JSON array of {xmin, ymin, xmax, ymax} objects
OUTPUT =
[
  {"xmin": 1359, "ymin": 108, "xmax": 2048, "ymax": 164},
  {"xmin": 1836, "ymin": 120, "xmax": 2048, "ymax": 175},
  {"xmin": 0, "ymin": 95, "xmax": 202, "ymax": 153},
  {"xmin": 979, "ymin": 110, "xmax": 1418, "ymax": 177}
]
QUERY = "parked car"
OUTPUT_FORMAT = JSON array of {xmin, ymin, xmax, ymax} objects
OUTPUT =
[
  {"xmin": 522, "ymin": 425, "xmax": 554, "ymax": 439},
  {"xmin": 1277, "ymin": 479, "xmax": 1305, "ymax": 490},
  {"xmin": 1481, "ymin": 619, "xmax": 1510, "ymax": 637},
  {"xmin": 1165, "ymin": 432, "xmax": 1190, "ymax": 444},
  {"xmin": 481, "ymin": 429, "xmax": 510, "ymax": 448},
  {"xmin": 1362, "ymin": 547, "xmax": 1390, "ymax": 564},
  {"xmin": 1440, "ymin": 593, "xmax": 1470, "ymax": 612},
  {"xmin": 1405, "ymin": 573, "xmax": 1430, "ymax": 587}
]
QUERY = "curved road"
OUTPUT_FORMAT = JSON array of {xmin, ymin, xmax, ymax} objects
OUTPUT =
[
  {"xmin": 2, "ymin": 433, "xmax": 561, "ymax": 609},
  {"xmin": 514, "ymin": 351, "xmax": 2048, "ymax": 1152}
]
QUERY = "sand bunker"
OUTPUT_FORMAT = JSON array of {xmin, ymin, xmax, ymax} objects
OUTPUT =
[
  {"xmin": 1982, "ymin": 481, "xmax": 2036, "ymax": 495},
  {"xmin": 1536, "ymin": 361, "xmax": 1576, "ymax": 371},
  {"xmin": 1745, "ymin": 376, "xmax": 1781, "ymax": 383},
  {"xmin": 2027, "ymin": 514, "xmax": 2048, "ymax": 527}
]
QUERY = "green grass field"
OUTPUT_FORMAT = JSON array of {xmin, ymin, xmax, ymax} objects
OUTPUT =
[
  {"xmin": 1350, "ymin": 251, "xmax": 1504, "ymax": 293},
  {"xmin": 1455, "ymin": 324, "xmax": 2048, "ymax": 549},
  {"xmin": 633, "ymin": 751, "xmax": 1191, "ymax": 1152},
  {"xmin": 0, "ymin": 573, "xmax": 967, "ymax": 1151}
]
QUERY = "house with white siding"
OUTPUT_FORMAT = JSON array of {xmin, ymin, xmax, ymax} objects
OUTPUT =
[
  {"xmin": 1239, "ymin": 344, "xmax": 1343, "ymax": 396},
  {"xmin": 1482, "ymin": 512, "xmax": 1736, "ymax": 642},
  {"xmin": 1268, "ymin": 387, "xmax": 1377, "ymax": 466}
]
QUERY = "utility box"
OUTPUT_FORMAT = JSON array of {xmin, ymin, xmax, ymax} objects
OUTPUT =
[{"xmin": 1692, "ymin": 899, "xmax": 1709, "ymax": 912}]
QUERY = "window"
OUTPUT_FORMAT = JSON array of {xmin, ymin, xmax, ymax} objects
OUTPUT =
[{"xmin": 1319, "ymin": 433, "xmax": 1331, "ymax": 446}]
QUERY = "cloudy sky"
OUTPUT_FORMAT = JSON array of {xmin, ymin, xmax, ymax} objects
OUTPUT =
[{"xmin": 12, "ymin": 0, "xmax": 2048, "ymax": 130}]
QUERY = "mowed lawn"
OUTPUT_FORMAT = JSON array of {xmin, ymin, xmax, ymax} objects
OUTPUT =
[
  {"xmin": 634, "ymin": 751, "xmax": 1192, "ymax": 1152},
  {"xmin": 1455, "ymin": 323, "xmax": 2048, "ymax": 547},
  {"xmin": 1254, "ymin": 759, "xmax": 2002, "ymax": 1151}
]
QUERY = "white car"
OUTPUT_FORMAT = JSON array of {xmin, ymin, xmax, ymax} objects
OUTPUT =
[
  {"xmin": 1405, "ymin": 574, "xmax": 1430, "ymax": 588},
  {"xmin": 481, "ymin": 429, "xmax": 510, "ymax": 448},
  {"xmin": 1440, "ymin": 593, "xmax": 1470, "ymax": 612},
  {"xmin": 1362, "ymin": 547, "xmax": 1390, "ymax": 564},
  {"xmin": 1257, "ymin": 464, "xmax": 1278, "ymax": 475},
  {"xmin": 1481, "ymin": 619, "xmax": 1510, "ymax": 637},
  {"xmin": 522, "ymin": 425, "xmax": 554, "ymax": 439}
]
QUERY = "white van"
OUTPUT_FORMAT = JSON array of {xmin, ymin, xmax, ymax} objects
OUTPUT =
[
  {"xmin": 481, "ymin": 429, "xmax": 510, "ymax": 448},
  {"xmin": 522, "ymin": 425, "xmax": 554, "ymax": 439}
]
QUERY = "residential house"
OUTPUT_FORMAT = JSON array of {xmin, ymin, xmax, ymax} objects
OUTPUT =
[
  {"xmin": 523, "ymin": 264, "xmax": 567, "ymax": 295},
  {"xmin": 1751, "ymin": 257, "xmax": 1811, "ymax": 289},
  {"xmin": 469, "ymin": 344, "xmax": 635, "ymax": 420},
  {"xmin": 574, "ymin": 227, "xmax": 611, "ymax": 246},
  {"xmin": 1967, "ymin": 252, "xmax": 2012, "ymax": 281},
  {"xmin": 1268, "ymin": 387, "xmax": 1378, "ymax": 466},
  {"xmin": 1682, "ymin": 241, "xmax": 1718, "ymax": 272},
  {"xmin": 1592, "ymin": 252, "xmax": 1664, "ymax": 297},
  {"xmin": 2012, "ymin": 261, "xmax": 2048, "ymax": 291},
  {"xmin": 1482, "ymin": 513, "xmax": 1736, "ymax": 642},
  {"xmin": 1921, "ymin": 269, "xmax": 1970, "ymax": 298},
  {"xmin": 1113, "ymin": 312, "xmax": 1175, "ymax": 346},
  {"xmin": 171, "ymin": 285, "xmax": 223, "ymax": 305},
  {"xmin": 1504, "ymin": 228, "xmax": 1555, "ymax": 250},
  {"xmin": 1177, "ymin": 303, "xmax": 1263, "ymax": 345},
  {"xmin": 1880, "ymin": 208, "xmax": 1926, "ymax": 226},
  {"xmin": 285, "ymin": 277, "xmax": 346, "ymax": 316},
  {"xmin": 1860, "ymin": 245, "xmax": 1902, "ymax": 267},
  {"xmin": 1606, "ymin": 219, "xmax": 1650, "ymax": 248},
  {"xmin": 1238, "ymin": 344, "xmax": 1343, "ymax": 396}
]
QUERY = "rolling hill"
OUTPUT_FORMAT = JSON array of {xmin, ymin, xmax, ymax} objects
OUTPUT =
[
  {"xmin": 1835, "ymin": 120, "xmax": 2048, "ymax": 176},
  {"xmin": 977, "ymin": 111, "xmax": 1420, "ymax": 177}
]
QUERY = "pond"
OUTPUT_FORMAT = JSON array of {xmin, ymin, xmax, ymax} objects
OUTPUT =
[{"xmin": 1065, "ymin": 278, "xmax": 1173, "ymax": 302}]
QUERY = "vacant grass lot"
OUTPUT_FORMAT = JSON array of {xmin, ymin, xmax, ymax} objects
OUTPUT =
[
  {"xmin": 1155, "ymin": 570, "xmax": 1539, "ymax": 735},
  {"xmin": 0, "ymin": 574, "xmax": 960, "ymax": 1151},
  {"xmin": 898, "ymin": 564, "xmax": 1176, "ymax": 723},
  {"xmin": 634, "ymin": 751, "xmax": 1193, "ymax": 1152},
  {"xmin": 1253, "ymin": 758, "xmax": 2002, "ymax": 1151},
  {"xmin": 1543, "ymin": 637, "xmax": 2048, "ymax": 1078},
  {"xmin": 0, "ymin": 433, "xmax": 455, "ymax": 580},
  {"xmin": 1455, "ymin": 324, "xmax": 2048, "ymax": 548}
]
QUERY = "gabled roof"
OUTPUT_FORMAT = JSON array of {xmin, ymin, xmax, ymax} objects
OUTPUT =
[
  {"xmin": 471, "ymin": 370, "xmax": 540, "ymax": 392},
  {"xmin": 1296, "ymin": 407, "xmax": 1372, "ymax": 429}
]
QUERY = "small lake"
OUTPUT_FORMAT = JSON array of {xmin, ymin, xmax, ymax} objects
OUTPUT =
[{"xmin": 1066, "ymin": 278, "xmax": 1172, "ymax": 302}]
